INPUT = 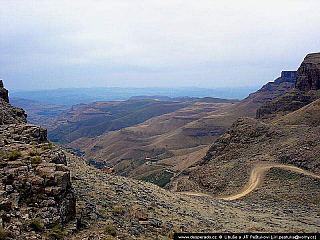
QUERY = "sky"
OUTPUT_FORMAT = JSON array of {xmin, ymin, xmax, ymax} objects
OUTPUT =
[{"xmin": 1, "ymin": 0, "xmax": 320, "ymax": 91}]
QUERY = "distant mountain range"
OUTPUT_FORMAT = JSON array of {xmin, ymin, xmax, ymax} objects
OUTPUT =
[{"xmin": 10, "ymin": 86, "xmax": 259, "ymax": 106}]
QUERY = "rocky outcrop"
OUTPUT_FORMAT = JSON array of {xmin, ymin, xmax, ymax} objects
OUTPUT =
[
  {"xmin": 0, "ymin": 81, "xmax": 27, "ymax": 125},
  {"xmin": 295, "ymin": 52, "xmax": 320, "ymax": 90},
  {"xmin": 256, "ymin": 53, "xmax": 320, "ymax": 120},
  {"xmin": 245, "ymin": 70, "xmax": 296, "ymax": 105},
  {"xmin": 0, "ymin": 80, "xmax": 9, "ymax": 103},
  {"xmin": 0, "ymin": 81, "xmax": 76, "ymax": 239},
  {"xmin": 0, "ymin": 123, "xmax": 76, "ymax": 238}
]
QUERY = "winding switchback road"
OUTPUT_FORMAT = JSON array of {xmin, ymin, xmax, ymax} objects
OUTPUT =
[{"xmin": 178, "ymin": 162, "xmax": 320, "ymax": 200}]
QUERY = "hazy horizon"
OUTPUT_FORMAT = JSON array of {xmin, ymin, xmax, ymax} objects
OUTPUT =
[{"xmin": 1, "ymin": 0, "xmax": 319, "ymax": 91}]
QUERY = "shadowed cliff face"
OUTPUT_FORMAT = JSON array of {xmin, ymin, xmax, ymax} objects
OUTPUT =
[
  {"xmin": 0, "ymin": 81, "xmax": 27, "ymax": 125},
  {"xmin": 256, "ymin": 53, "xmax": 320, "ymax": 120},
  {"xmin": 295, "ymin": 52, "xmax": 320, "ymax": 91},
  {"xmin": 0, "ymin": 80, "xmax": 9, "ymax": 103}
]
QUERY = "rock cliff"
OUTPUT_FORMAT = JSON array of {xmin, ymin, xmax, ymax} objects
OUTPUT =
[
  {"xmin": 0, "ymin": 82, "xmax": 76, "ymax": 239},
  {"xmin": 0, "ymin": 81, "xmax": 27, "ymax": 125},
  {"xmin": 295, "ymin": 53, "xmax": 320, "ymax": 90},
  {"xmin": 256, "ymin": 53, "xmax": 320, "ymax": 120},
  {"xmin": 0, "ymin": 80, "xmax": 9, "ymax": 103}
]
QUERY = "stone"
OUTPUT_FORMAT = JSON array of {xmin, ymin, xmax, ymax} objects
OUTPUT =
[{"xmin": 51, "ymin": 151, "xmax": 67, "ymax": 165}]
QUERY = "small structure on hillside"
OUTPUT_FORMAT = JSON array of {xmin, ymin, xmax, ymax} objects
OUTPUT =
[{"xmin": 101, "ymin": 166, "xmax": 115, "ymax": 174}]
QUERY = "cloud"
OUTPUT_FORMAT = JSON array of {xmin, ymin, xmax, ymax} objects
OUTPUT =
[{"xmin": 1, "ymin": 0, "xmax": 320, "ymax": 90}]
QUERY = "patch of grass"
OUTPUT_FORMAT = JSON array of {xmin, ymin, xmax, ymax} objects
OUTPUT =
[
  {"xmin": 48, "ymin": 224, "xmax": 63, "ymax": 239},
  {"xmin": 39, "ymin": 173, "xmax": 46, "ymax": 179},
  {"xmin": 8, "ymin": 149, "xmax": 21, "ymax": 161},
  {"xmin": 104, "ymin": 225, "xmax": 116, "ymax": 236},
  {"xmin": 29, "ymin": 149, "xmax": 40, "ymax": 156},
  {"xmin": 42, "ymin": 143, "xmax": 53, "ymax": 150},
  {"xmin": 31, "ymin": 156, "xmax": 42, "ymax": 165},
  {"xmin": 141, "ymin": 170, "xmax": 174, "ymax": 188},
  {"xmin": 29, "ymin": 219, "xmax": 44, "ymax": 232},
  {"xmin": 112, "ymin": 205, "xmax": 124, "ymax": 215},
  {"xmin": 104, "ymin": 237, "xmax": 117, "ymax": 240},
  {"xmin": 0, "ymin": 228, "xmax": 7, "ymax": 240}
]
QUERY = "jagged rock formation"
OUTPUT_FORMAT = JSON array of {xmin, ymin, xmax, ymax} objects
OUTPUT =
[
  {"xmin": 0, "ymin": 80, "xmax": 9, "ymax": 103},
  {"xmin": 0, "ymin": 81, "xmax": 27, "ymax": 125},
  {"xmin": 256, "ymin": 53, "xmax": 320, "ymax": 120},
  {"xmin": 0, "ymin": 82, "xmax": 75, "ymax": 239},
  {"xmin": 295, "ymin": 53, "xmax": 320, "ymax": 90}
]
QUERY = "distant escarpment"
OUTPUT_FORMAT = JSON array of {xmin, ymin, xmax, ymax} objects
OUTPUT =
[
  {"xmin": 0, "ymin": 82, "xmax": 76, "ymax": 239},
  {"xmin": 0, "ymin": 81, "xmax": 27, "ymax": 125},
  {"xmin": 257, "ymin": 52, "xmax": 320, "ymax": 120}
]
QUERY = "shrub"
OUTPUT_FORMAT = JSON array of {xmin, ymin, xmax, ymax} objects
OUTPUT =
[
  {"xmin": 0, "ymin": 228, "xmax": 7, "ymax": 240},
  {"xmin": 104, "ymin": 225, "xmax": 116, "ymax": 236},
  {"xmin": 48, "ymin": 224, "xmax": 63, "ymax": 239},
  {"xmin": 42, "ymin": 143, "xmax": 53, "ymax": 150},
  {"xmin": 8, "ymin": 150, "xmax": 21, "ymax": 160},
  {"xmin": 112, "ymin": 205, "xmax": 124, "ymax": 215},
  {"xmin": 29, "ymin": 149, "xmax": 39, "ymax": 156},
  {"xmin": 29, "ymin": 219, "xmax": 44, "ymax": 232},
  {"xmin": 31, "ymin": 156, "xmax": 42, "ymax": 165}
]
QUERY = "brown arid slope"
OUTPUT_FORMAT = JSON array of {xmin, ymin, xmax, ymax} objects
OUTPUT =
[
  {"xmin": 176, "ymin": 53, "xmax": 320, "ymax": 207},
  {"xmin": 10, "ymin": 98, "xmax": 68, "ymax": 130},
  {"xmin": 69, "ymin": 71, "xmax": 296, "ymax": 182},
  {"xmin": 180, "ymin": 100, "xmax": 320, "ymax": 200},
  {"xmin": 65, "ymin": 151, "xmax": 320, "ymax": 239}
]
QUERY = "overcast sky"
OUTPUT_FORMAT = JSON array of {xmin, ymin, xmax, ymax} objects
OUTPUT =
[{"xmin": 1, "ymin": 0, "xmax": 319, "ymax": 91}]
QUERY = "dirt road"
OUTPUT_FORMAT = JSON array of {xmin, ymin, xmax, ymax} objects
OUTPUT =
[{"xmin": 178, "ymin": 162, "xmax": 320, "ymax": 200}]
